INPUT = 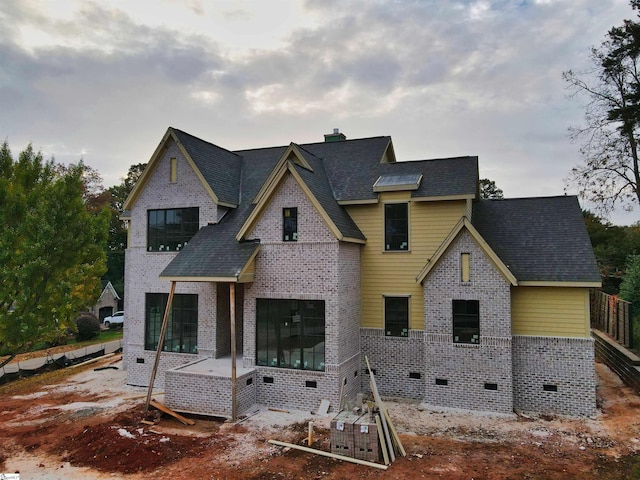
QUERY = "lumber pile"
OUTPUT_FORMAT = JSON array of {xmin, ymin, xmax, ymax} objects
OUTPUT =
[
  {"xmin": 328, "ymin": 355, "xmax": 405, "ymax": 466},
  {"xmin": 269, "ymin": 355, "xmax": 405, "ymax": 469}
]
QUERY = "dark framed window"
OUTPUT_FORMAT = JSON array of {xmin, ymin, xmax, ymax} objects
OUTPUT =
[
  {"xmin": 256, "ymin": 299, "xmax": 325, "ymax": 371},
  {"xmin": 385, "ymin": 296, "xmax": 409, "ymax": 337},
  {"xmin": 145, "ymin": 293, "xmax": 198, "ymax": 353},
  {"xmin": 147, "ymin": 207, "xmax": 199, "ymax": 252},
  {"xmin": 283, "ymin": 207, "xmax": 298, "ymax": 242},
  {"xmin": 384, "ymin": 203, "xmax": 408, "ymax": 251},
  {"xmin": 453, "ymin": 300, "xmax": 480, "ymax": 344}
]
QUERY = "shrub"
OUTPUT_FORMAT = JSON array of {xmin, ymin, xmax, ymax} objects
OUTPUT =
[
  {"xmin": 75, "ymin": 313, "xmax": 101, "ymax": 342},
  {"xmin": 48, "ymin": 330, "xmax": 69, "ymax": 347}
]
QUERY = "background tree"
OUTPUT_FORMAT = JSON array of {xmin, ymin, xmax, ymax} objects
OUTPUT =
[
  {"xmin": 583, "ymin": 209, "xmax": 640, "ymax": 292},
  {"xmin": 0, "ymin": 141, "xmax": 109, "ymax": 366},
  {"xmin": 479, "ymin": 178, "xmax": 504, "ymax": 199},
  {"xmin": 619, "ymin": 255, "xmax": 640, "ymax": 305},
  {"xmin": 104, "ymin": 163, "xmax": 146, "ymax": 296},
  {"xmin": 564, "ymin": 0, "xmax": 640, "ymax": 215}
]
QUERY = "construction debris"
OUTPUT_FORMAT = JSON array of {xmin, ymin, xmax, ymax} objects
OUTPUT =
[
  {"xmin": 268, "ymin": 440, "xmax": 388, "ymax": 470},
  {"xmin": 149, "ymin": 399, "xmax": 195, "ymax": 426}
]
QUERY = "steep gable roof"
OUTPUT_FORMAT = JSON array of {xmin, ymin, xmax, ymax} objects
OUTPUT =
[
  {"xmin": 472, "ymin": 196, "xmax": 601, "ymax": 285},
  {"xmin": 172, "ymin": 128, "xmax": 242, "ymax": 206},
  {"xmin": 235, "ymin": 143, "xmax": 366, "ymax": 243},
  {"xmin": 123, "ymin": 127, "xmax": 241, "ymax": 210},
  {"xmin": 154, "ymin": 128, "xmax": 481, "ymax": 280},
  {"xmin": 417, "ymin": 217, "xmax": 517, "ymax": 285}
]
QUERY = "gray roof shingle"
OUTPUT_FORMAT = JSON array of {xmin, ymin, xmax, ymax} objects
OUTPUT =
[
  {"xmin": 162, "ymin": 130, "xmax": 479, "ymax": 279},
  {"xmin": 172, "ymin": 128, "xmax": 242, "ymax": 206},
  {"xmin": 472, "ymin": 196, "xmax": 600, "ymax": 283}
]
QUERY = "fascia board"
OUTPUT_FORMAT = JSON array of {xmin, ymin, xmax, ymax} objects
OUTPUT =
[{"xmin": 517, "ymin": 281, "xmax": 602, "ymax": 287}]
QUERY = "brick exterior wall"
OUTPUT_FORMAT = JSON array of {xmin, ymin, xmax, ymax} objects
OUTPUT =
[
  {"xmin": 124, "ymin": 140, "xmax": 220, "ymax": 386},
  {"xmin": 242, "ymin": 174, "xmax": 362, "ymax": 412},
  {"xmin": 360, "ymin": 329, "xmax": 425, "ymax": 400},
  {"xmin": 422, "ymin": 230, "xmax": 514, "ymax": 413},
  {"xmin": 165, "ymin": 360, "xmax": 256, "ymax": 418},
  {"xmin": 512, "ymin": 335, "xmax": 596, "ymax": 416},
  {"xmin": 125, "ymin": 142, "xmax": 595, "ymax": 418}
]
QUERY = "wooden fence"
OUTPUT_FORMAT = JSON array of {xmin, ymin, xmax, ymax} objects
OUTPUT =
[{"xmin": 591, "ymin": 290, "xmax": 633, "ymax": 349}]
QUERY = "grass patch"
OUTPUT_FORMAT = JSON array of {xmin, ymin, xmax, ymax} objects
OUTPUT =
[
  {"xmin": 0, "ymin": 329, "xmax": 123, "ymax": 363},
  {"xmin": 70, "ymin": 328, "xmax": 123, "ymax": 347}
]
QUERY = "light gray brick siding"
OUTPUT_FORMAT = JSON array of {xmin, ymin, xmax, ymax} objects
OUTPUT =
[
  {"xmin": 360, "ymin": 329, "xmax": 425, "ymax": 400},
  {"xmin": 422, "ymin": 229, "xmax": 514, "ymax": 413},
  {"xmin": 242, "ymin": 174, "xmax": 362, "ymax": 412},
  {"xmin": 512, "ymin": 335, "xmax": 596, "ymax": 416},
  {"xmin": 124, "ymin": 139, "xmax": 220, "ymax": 387},
  {"xmin": 125, "ymin": 145, "xmax": 596, "ymax": 418},
  {"xmin": 165, "ymin": 360, "xmax": 256, "ymax": 418}
]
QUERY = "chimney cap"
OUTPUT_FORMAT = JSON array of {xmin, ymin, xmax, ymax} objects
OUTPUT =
[{"xmin": 324, "ymin": 128, "xmax": 347, "ymax": 142}]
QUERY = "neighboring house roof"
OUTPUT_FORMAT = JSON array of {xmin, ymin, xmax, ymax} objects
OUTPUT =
[
  {"xmin": 472, "ymin": 196, "xmax": 601, "ymax": 286},
  {"xmin": 99, "ymin": 280, "xmax": 121, "ymax": 301}
]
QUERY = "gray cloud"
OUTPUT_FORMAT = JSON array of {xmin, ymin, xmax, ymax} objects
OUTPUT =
[{"xmin": 0, "ymin": 0, "xmax": 636, "ymax": 224}]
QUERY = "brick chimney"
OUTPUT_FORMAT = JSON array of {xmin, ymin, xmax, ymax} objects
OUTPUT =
[{"xmin": 324, "ymin": 128, "xmax": 347, "ymax": 142}]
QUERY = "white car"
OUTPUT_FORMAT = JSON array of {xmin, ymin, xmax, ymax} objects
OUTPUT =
[{"xmin": 103, "ymin": 311, "xmax": 124, "ymax": 328}]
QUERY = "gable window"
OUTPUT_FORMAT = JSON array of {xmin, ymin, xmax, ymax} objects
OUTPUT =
[
  {"xmin": 461, "ymin": 253, "xmax": 471, "ymax": 282},
  {"xmin": 170, "ymin": 157, "xmax": 177, "ymax": 183},
  {"xmin": 145, "ymin": 293, "xmax": 198, "ymax": 353},
  {"xmin": 283, "ymin": 207, "xmax": 298, "ymax": 242},
  {"xmin": 385, "ymin": 296, "xmax": 409, "ymax": 337},
  {"xmin": 256, "ymin": 299, "xmax": 325, "ymax": 371},
  {"xmin": 384, "ymin": 203, "xmax": 408, "ymax": 251},
  {"xmin": 453, "ymin": 300, "xmax": 480, "ymax": 344},
  {"xmin": 147, "ymin": 207, "xmax": 199, "ymax": 252}
]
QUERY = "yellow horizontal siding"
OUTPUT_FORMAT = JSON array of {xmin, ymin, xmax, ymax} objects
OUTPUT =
[
  {"xmin": 511, "ymin": 287, "xmax": 590, "ymax": 337},
  {"xmin": 346, "ymin": 198, "xmax": 466, "ymax": 329}
]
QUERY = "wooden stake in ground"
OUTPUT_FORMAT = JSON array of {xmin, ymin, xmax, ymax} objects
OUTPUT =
[{"xmin": 145, "ymin": 281, "xmax": 176, "ymax": 413}]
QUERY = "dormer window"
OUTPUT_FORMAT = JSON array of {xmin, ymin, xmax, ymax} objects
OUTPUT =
[
  {"xmin": 283, "ymin": 207, "xmax": 298, "ymax": 242},
  {"xmin": 384, "ymin": 203, "xmax": 408, "ymax": 251}
]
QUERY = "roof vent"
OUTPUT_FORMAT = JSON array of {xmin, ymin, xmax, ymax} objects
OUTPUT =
[{"xmin": 324, "ymin": 128, "xmax": 347, "ymax": 143}]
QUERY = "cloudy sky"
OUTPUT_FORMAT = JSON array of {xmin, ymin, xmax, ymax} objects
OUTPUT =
[{"xmin": 0, "ymin": 0, "xmax": 637, "ymax": 224}]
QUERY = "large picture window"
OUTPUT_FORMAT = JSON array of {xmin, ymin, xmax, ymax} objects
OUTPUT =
[
  {"xmin": 384, "ymin": 203, "xmax": 408, "ymax": 251},
  {"xmin": 385, "ymin": 296, "xmax": 409, "ymax": 337},
  {"xmin": 147, "ymin": 207, "xmax": 199, "ymax": 252},
  {"xmin": 145, "ymin": 293, "xmax": 198, "ymax": 353},
  {"xmin": 256, "ymin": 299, "xmax": 325, "ymax": 371},
  {"xmin": 453, "ymin": 299, "xmax": 480, "ymax": 344}
]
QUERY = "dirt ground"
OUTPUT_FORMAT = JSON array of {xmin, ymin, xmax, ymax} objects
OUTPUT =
[{"xmin": 0, "ymin": 357, "xmax": 639, "ymax": 480}]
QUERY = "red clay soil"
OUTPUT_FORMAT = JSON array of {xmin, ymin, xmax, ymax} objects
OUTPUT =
[{"xmin": 0, "ymin": 361, "xmax": 639, "ymax": 479}]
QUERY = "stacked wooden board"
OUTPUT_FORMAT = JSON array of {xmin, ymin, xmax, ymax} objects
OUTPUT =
[{"xmin": 328, "ymin": 356, "xmax": 406, "ymax": 466}]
